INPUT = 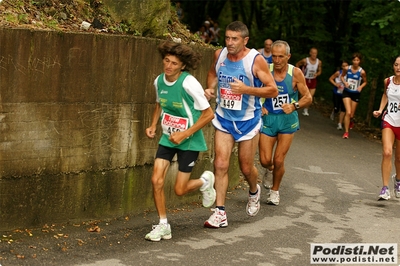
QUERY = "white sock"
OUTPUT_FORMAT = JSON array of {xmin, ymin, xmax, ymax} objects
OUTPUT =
[
  {"xmin": 159, "ymin": 218, "xmax": 168, "ymax": 225},
  {"xmin": 200, "ymin": 177, "xmax": 207, "ymax": 190}
]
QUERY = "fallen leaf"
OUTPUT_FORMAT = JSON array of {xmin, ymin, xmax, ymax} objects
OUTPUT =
[{"xmin": 88, "ymin": 226, "xmax": 100, "ymax": 232}]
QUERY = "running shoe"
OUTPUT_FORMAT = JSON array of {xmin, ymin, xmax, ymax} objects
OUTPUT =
[
  {"xmin": 246, "ymin": 184, "xmax": 261, "ymax": 216},
  {"xmin": 349, "ymin": 120, "xmax": 354, "ymax": 129},
  {"xmin": 204, "ymin": 208, "xmax": 228, "ymax": 228},
  {"xmin": 267, "ymin": 189, "xmax": 280, "ymax": 205},
  {"xmin": 262, "ymin": 169, "xmax": 273, "ymax": 189},
  {"xmin": 200, "ymin": 171, "xmax": 216, "ymax": 208},
  {"xmin": 342, "ymin": 132, "xmax": 349, "ymax": 139},
  {"xmin": 302, "ymin": 109, "xmax": 309, "ymax": 116},
  {"xmin": 393, "ymin": 174, "xmax": 400, "ymax": 198},
  {"xmin": 337, "ymin": 123, "xmax": 343, "ymax": 130},
  {"xmin": 330, "ymin": 111, "xmax": 334, "ymax": 121},
  {"xmin": 145, "ymin": 223, "xmax": 172, "ymax": 241},
  {"xmin": 378, "ymin": 186, "xmax": 390, "ymax": 200}
]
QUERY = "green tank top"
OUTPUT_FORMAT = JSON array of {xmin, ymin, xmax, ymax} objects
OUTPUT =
[{"xmin": 157, "ymin": 72, "xmax": 207, "ymax": 151}]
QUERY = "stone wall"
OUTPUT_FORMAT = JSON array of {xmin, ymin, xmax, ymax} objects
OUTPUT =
[{"xmin": 0, "ymin": 28, "xmax": 239, "ymax": 231}]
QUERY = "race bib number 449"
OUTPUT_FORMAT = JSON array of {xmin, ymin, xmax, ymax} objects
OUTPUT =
[
  {"xmin": 161, "ymin": 113, "xmax": 188, "ymax": 135},
  {"xmin": 220, "ymin": 88, "xmax": 242, "ymax": 110}
]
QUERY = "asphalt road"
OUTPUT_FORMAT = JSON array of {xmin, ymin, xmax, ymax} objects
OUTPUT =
[{"xmin": 1, "ymin": 108, "xmax": 399, "ymax": 266}]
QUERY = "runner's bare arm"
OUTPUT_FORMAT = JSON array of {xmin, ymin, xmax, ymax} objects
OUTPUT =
[
  {"xmin": 358, "ymin": 69, "xmax": 367, "ymax": 92},
  {"xmin": 204, "ymin": 49, "xmax": 221, "ymax": 101},
  {"xmin": 230, "ymin": 55, "xmax": 278, "ymax": 98},
  {"xmin": 316, "ymin": 60, "xmax": 322, "ymax": 77},
  {"xmin": 293, "ymin": 67, "xmax": 312, "ymax": 109},
  {"xmin": 145, "ymin": 102, "xmax": 162, "ymax": 139},
  {"xmin": 169, "ymin": 107, "xmax": 214, "ymax": 144}
]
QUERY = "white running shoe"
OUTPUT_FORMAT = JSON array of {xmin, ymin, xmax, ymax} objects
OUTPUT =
[
  {"xmin": 145, "ymin": 223, "xmax": 172, "ymax": 241},
  {"xmin": 246, "ymin": 184, "xmax": 261, "ymax": 216},
  {"xmin": 378, "ymin": 186, "xmax": 390, "ymax": 201},
  {"xmin": 204, "ymin": 208, "xmax": 228, "ymax": 228},
  {"xmin": 262, "ymin": 169, "xmax": 273, "ymax": 189},
  {"xmin": 337, "ymin": 123, "xmax": 343, "ymax": 130},
  {"xmin": 267, "ymin": 189, "xmax": 280, "ymax": 205},
  {"xmin": 302, "ymin": 109, "xmax": 309, "ymax": 116},
  {"xmin": 200, "ymin": 171, "xmax": 216, "ymax": 208},
  {"xmin": 392, "ymin": 174, "xmax": 400, "ymax": 198}
]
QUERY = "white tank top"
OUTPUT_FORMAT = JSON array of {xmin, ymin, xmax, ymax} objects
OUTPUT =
[
  {"xmin": 384, "ymin": 76, "xmax": 400, "ymax": 127},
  {"xmin": 304, "ymin": 57, "xmax": 319, "ymax": 79}
]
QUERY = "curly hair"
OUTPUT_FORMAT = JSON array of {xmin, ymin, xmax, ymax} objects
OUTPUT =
[{"xmin": 157, "ymin": 41, "xmax": 202, "ymax": 71}]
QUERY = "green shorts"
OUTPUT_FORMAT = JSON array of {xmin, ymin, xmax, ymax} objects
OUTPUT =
[{"xmin": 261, "ymin": 112, "xmax": 299, "ymax": 137}]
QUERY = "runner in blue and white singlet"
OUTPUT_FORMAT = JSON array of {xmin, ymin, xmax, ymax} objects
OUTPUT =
[
  {"xmin": 344, "ymin": 65, "xmax": 363, "ymax": 94},
  {"xmin": 203, "ymin": 21, "xmax": 278, "ymax": 229},
  {"xmin": 259, "ymin": 49, "xmax": 273, "ymax": 64},
  {"xmin": 328, "ymin": 61, "xmax": 348, "ymax": 130},
  {"xmin": 341, "ymin": 52, "xmax": 367, "ymax": 139},
  {"xmin": 214, "ymin": 47, "xmax": 263, "ymax": 120},
  {"xmin": 257, "ymin": 38, "xmax": 273, "ymax": 64}
]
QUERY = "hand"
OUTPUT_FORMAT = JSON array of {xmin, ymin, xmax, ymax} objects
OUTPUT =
[
  {"xmin": 372, "ymin": 110, "xmax": 382, "ymax": 118},
  {"xmin": 145, "ymin": 127, "xmax": 156, "ymax": 139},
  {"xmin": 204, "ymin": 88, "xmax": 215, "ymax": 101},
  {"xmin": 229, "ymin": 78, "xmax": 244, "ymax": 94},
  {"xmin": 169, "ymin": 131, "xmax": 187, "ymax": 145},
  {"xmin": 281, "ymin": 103, "xmax": 293, "ymax": 114},
  {"xmin": 261, "ymin": 106, "xmax": 269, "ymax": 116}
]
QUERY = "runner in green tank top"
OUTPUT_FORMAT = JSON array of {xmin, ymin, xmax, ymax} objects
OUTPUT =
[{"xmin": 144, "ymin": 41, "xmax": 215, "ymax": 241}]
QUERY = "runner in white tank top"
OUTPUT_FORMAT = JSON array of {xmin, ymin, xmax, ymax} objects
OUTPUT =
[
  {"xmin": 295, "ymin": 47, "xmax": 322, "ymax": 116},
  {"xmin": 372, "ymin": 56, "xmax": 400, "ymax": 200}
]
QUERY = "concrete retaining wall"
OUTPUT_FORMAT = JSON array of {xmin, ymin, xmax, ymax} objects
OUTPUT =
[{"xmin": 0, "ymin": 28, "xmax": 239, "ymax": 231}]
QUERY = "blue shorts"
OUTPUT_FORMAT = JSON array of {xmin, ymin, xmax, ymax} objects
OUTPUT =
[
  {"xmin": 260, "ymin": 112, "xmax": 299, "ymax": 137},
  {"xmin": 212, "ymin": 113, "xmax": 261, "ymax": 142}
]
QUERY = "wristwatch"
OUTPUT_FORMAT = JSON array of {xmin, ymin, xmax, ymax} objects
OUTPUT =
[{"xmin": 293, "ymin": 102, "xmax": 300, "ymax": 110}]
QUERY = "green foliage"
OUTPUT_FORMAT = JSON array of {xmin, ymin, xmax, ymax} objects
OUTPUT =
[{"xmin": 182, "ymin": 0, "xmax": 400, "ymax": 128}]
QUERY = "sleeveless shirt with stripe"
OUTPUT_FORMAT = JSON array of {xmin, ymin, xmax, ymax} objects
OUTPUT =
[
  {"xmin": 262, "ymin": 64, "xmax": 298, "ymax": 115},
  {"xmin": 215, "ymin": 48, "xmax": 263, "ymax": 121},
  {"xmin": 344, "ymin": 66, "xmax": 363, "ymax": 94}
]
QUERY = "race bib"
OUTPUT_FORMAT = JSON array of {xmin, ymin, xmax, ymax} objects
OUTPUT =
[
  {"xmin": 272, "ymin": 93, "xmax": 289, "ymax": 111},
  {"xmin": 220, "ymin": 87, "xmax": 242, "ymax": 110},
  {"xmin": 161, "ymin": 113, "xmax": 188, "ymax": 135},
  {"xmin": 305, "ymin": 69, "xmax": 315, "ymax": 79},
  {"xmin": 347, "ymin": 78, "xmax": 358, "ymax": 91},
  {"xmin": 388, "ymin": 102, "xmax": 400, "ymax": 114}
]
